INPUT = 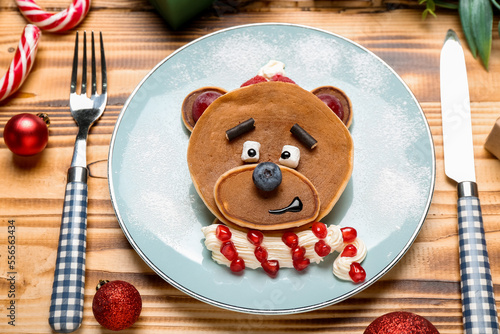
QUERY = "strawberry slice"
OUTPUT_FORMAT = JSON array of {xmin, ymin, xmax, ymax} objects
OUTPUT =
[
  {"xmin": 270, "ymin": 73, "xmax": 296, "ymax": 84},
  {"xmin": 241, "ymin": 75, "xmax": 268, "ymax": 87}
]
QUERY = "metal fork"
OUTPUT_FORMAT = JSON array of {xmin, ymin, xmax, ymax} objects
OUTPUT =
[{"xmin": 49, "ymin": 31, "xmax": 107, "ymax": 333}]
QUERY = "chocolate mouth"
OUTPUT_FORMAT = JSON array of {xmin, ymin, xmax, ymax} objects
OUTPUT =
[{"xmin": 269, "ymin": 197, "xmax": 303, "ymax": 215}]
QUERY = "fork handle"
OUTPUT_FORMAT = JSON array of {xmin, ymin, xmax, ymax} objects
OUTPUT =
[
  {"xmin": 49, "ymin": 167, "xmax": 88, "ymax": 333},
  {"xmin": 457, "ymin": 182, "xmax": 499, "ymax": 334}
]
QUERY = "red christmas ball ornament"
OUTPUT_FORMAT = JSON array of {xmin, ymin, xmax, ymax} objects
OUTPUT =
[
  {"xmin": 3, "ymin": 112, "xmax": 49, "ymax": 156},
  {"xmin": 92, "ymin": 280, "xmax": 142, "ymax": 331},
  {"xmin": 364, "ymin": 311, "xmax": 440, "ymax": 334}
]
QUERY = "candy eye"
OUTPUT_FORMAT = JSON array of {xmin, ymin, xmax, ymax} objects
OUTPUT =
[
  {"xmin": 279, "ymin": 145, "xmax": 300, "ymax": 168},
  {"xmin": 241, "ymin": 141, "xmax": 261, "ymax": 163}
]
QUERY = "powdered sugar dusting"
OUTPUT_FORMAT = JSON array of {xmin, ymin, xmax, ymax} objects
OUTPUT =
[
  {"xmin": 349, "ymin": 94, "xmax": 431, "ymax": 241},
  {"xmin": 350, "ymin": 52, "xmax": 391, "ymax": 95},
  {"xmin": 116, "ymin": 97, "xmax": 208, "ymax": 263},
  {"xmin": 195, "ymin": 31, "xmax": 282, "ymax": 87},
  {"xmin": 288, "ymin": 34, "xmax": 342, "ymax": 81}
]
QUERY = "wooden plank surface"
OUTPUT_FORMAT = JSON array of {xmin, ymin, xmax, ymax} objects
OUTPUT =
[{"xmin": 1, "ymin": 0, "xmax": 500, "ymax": 333}]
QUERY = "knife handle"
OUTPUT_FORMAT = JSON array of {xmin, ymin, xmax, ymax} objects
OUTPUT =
[
  {"xmin": 49, "ymin": 167, "xmax": 88, "ymax": 333},
  {"xmin": 457, "ymin": 182, "xmax": 499, "ymax": 334}
]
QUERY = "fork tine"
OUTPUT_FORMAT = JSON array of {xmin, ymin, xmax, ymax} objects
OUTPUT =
[
  {"xmin": 91, "ymin": 31, "xmax": 97, "ymax": 95},
  {"xmin": 70, "ymin": 32, "xmax": 79, "ymax": 94},
  {"xmin": 81, "ymin": 31, "xmax": 87, "ymax": 95},
  {"xmin": 100, "ymin": 32, "xmax": 107, "ymax": 94}
]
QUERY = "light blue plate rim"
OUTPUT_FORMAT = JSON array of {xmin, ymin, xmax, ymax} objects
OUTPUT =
[{"xmin": 107, "ymin": 22, "xmax": 436, "ymax": 315}]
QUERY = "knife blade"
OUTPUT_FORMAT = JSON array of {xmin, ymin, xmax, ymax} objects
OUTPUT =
[{"xmin": 440, "ymin": 29, "xmax": 499, "ymax": 334}]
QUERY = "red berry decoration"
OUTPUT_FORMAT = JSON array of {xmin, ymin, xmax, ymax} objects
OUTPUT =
[
  {"xmin": 192, "ymin": 90, "xmax": 222, "ymax": 122},
  {"xmin": 215, "ymin": 225, "xmax": 232, "ymax": 241},
  {"xmin": 241, "ymin": 75, "xmax": 267, "ymax": 87},
  {"xmin": 293, "ymin": 258, "xmax": 310, "ymax": 271},
  {"xmin": 261, "ymin": 259, "xmax": 280, "ymax": 278},
  {"xmin": 4, "ymin": 113, "xmax": 50, "ymax": 156},
  {"xmin": 314, "ymin": 240, "xmax": 331, "ymax": 257},
  {"xmin": 311, "ymin": 222, "xmax": 328, "ymax": 239},
  {"xmin": 270, "ymin": 73, "xmax": 296, "ymax": 84},
  {"xmin": 364, "ymin": 311, "xmax": 440, "ymax": 334},
  {"xmin": 254, "ymin": 245, "xmax": 268, "ymax": 263},
  {"xmin": 220, "ymin": 241, "xmax": 238, "ymax": 261},
  {"xmin": 282, "ymin": 231, "xmax": 299, "ymax": 248},
  {"xmin": 341, "ymin": 227, "xmax": 357, "ymax": 243},
  {"xmin": 341, "ymin": 244, "xmax": 358, "ymax": 257},
  {"xmin": 92, "ymin": 280, "xmax": 142, "ymax": 331},
  {"xmin": 349, "ymin": 262, "xmax": 366, "ymax": 283},
  {"xmin": 230, "ymin": 257, "xmax": 245, "ymax": 273},
  {"xmin": 291, "ymin": 246, "xmax": 306, "ymax": 262},
  {"xmin": 247, "ymin": 230, "xmax": 264, "ymax": 246},
  {"xmin": 317, "ymin": 94, "xmax": 344, "ymax": 120}
]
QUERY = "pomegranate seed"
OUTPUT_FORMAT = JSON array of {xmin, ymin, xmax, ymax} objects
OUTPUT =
[
  {"xmin": 311, "ymin": 222, "xmax": 328, "ymax": 239},
  {"xmin": 349, "ymin": 262, "xmax": 366, "ymax": 283},
  {"xmin": 247, "ymin": 230, "xmax": 264, "ymax": 246},
  {"xmin": 341, "ymin": 227, "xmax": 357, "ymax": 243},
  {"xmin": 291, "ymin": 246, "xmax": 306, "ymax": 262},
  {"xmin": 261, "ymin": 260, "xmax": 280, "ymax": 278},
  {"xmin": 216, "ymin": 225, "xmax": 232, "ymax": 241},
  {"xmin": 254, "ymin": 246, "xmax": 268, "ymax": 263},
  {"xmin": 241, "ymin": 75, "xmax": 267, "ymax": 87},
  {"xmin": 314, "ymin": 240, "xmax": 331, "ymax": 257},
  {"xmin": 230, "ymin": 257, "xmax": 245, "ymax": 272},
  {"xmin": 293, "ymin": 258, "xmax": 310, "ymax": 271},
  {"xmin": 220, "ymin": 241, "xmax": 238, "ymax": 261},
  {"xmin": 282, "ymin": 232, "xmax": 299, "ymax": 248},
  {"xmin": 341, "ymin": 244, "xmax": 357, "ymax": 257}
]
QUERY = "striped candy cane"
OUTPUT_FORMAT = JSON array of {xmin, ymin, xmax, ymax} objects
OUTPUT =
[
  {"xmin": 16, "ymin": 0, "xmax": 91, "ymax": 32},
  {"xmin": 0, "ymin": 24, "xmax": 41, "ymax": 102}
]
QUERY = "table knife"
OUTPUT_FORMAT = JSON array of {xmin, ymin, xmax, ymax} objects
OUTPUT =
[{"xmin": 440, "ymin": 29, "xmax": 499, "ymax": 334}]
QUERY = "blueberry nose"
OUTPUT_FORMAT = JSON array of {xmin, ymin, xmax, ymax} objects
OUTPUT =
[{"xmin": 252, "ymin": 162, "xmax": 282, "ymax": 192}]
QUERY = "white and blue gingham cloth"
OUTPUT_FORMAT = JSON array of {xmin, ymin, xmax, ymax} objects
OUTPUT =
[
  {"xmin": 49, "ymin": 182, "xmax": 87, "ymax": 333},
  {"xmin": 458, "ymin": 196, "xmax": 499, "ymax": 334}
]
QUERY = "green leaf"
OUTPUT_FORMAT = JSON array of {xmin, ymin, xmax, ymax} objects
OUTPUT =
[
  {"xmin": 472, "ymin": 0, "xmax": 493, "ymax": 69},
  {"xmin": 422, "ymin": 8, "xmax": 437, "ymax": 19},
  {"xmin": 459, "ymin": 0, "xmax": 493, "ymax": 69},
  {"xmin": 491, "ymin": 0, "xmax": 500, "ymax": 10},
  {"xmin": 420, "ymin": 0, "xmax": 458, "ymax": 18},
  {"xmin": 459, "ymin": 0, "xmax": 478, "ymax": 59},
  {"xmin": 435, "ymin": 0, "xmax": 459, "ymax": 9},
  {"xmin": 420, "ymin": 0, "xmax": 437, "ymax": 19}
]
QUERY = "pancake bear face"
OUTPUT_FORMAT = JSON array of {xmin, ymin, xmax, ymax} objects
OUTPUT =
[{"xmin": 187, "ymin": 81, "xmax": 353, "ymax": 231}]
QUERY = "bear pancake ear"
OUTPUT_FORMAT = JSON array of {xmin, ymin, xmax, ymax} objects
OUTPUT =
[
  {"xmin": 181, "ymin": 87, "xmax": 227, "ymax": 132},
  {"xmin": 310, "ymin": 86, "xmax": 352, "ymax": 128}
]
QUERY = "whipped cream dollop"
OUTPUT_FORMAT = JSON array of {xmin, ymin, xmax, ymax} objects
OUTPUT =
[
  {"xmin": 202, "ymin": 223, "xmax": 367, "ymax": 282},
  {"xmin": 257, "ymin": 60, "xmax": 286, "ymax": 80}
]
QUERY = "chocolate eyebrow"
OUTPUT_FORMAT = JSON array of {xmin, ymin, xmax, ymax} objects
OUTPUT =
[
  {"xmin": 290, "ymin": 123, "xmax": 317, "ymax": 149},
  {"xmin": 226, "ymin": 118, "xmax": 255, "ymax": 141}
]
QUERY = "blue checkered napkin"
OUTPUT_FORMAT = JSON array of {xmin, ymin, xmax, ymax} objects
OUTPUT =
[
  {"xmin": 458, "ymin": 196, "xmax": 499, "ymax": 334},
  {"xmin": 49, "ymin": 182, "xmax": 88, "ymax": 333}
]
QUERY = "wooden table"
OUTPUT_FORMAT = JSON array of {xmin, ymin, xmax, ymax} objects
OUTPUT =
[{"xmin": 1, "ymin": 1, "xmax": 500, "ymax": 333}]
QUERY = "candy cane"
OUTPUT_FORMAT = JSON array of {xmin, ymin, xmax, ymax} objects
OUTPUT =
[
  {"xmin": 16, "ymin": 0, "xmax": 91, "ymax": 32},
  {"xmin": 0, "ymin": 24, "xmax": 41, "ymax": 102}
]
